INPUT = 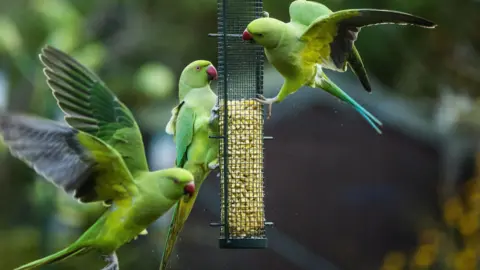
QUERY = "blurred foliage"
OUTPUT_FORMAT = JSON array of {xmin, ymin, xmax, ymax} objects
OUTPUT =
[
  {"xmin": 0, "ymin": 0, "xmax": 479, "ymax": 269},
  {"xmin": 381, "ymin": 151, "xmax": 480, "ymax": 270}
]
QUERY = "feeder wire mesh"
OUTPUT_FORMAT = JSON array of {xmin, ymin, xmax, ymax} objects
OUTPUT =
[{"xmin": 209, "ymin": 0, "xmax": 271, "ymax": 249}]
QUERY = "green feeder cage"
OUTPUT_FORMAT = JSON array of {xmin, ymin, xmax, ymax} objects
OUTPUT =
[{"xmin": 208, "ymin": 0, "xmax": 273, "ymax": 249}]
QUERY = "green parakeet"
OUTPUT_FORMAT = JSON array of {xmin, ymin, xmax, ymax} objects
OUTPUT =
[
  {"xmin": 159, "ymin": 60, "xmax": 219, "ymax": 270},
  {"xmin": 2, "ymin": 45, "xmax": 196, "ymax": 270},
  {"xmin": 242, "ymin": 0, "xmax": 437, "ymax": 134}
]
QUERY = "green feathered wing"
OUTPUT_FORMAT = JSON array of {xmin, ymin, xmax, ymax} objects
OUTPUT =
[
  {"xmin": 299, "ymin": 8, "xmax": 436, "ymax": 70},
  {"xmin": 161, "ymin": 103, "xmax": 200, "ymax": 270},
  {"xmin": 289, "ymin": 0, "xmax": 371, "ymax": 92},
  {"xmin": 39, "ymin": 45, "xmax": 149, "ymax": 175},
  {"xmin": 291, "ymin": 1, "xmax": 436, "ymax": 92},
  {"xmin": 160, "ymin": 93, "xmax": 217, "ymax": 270},
  {"xmin": 1, "ymin": 115, "xmax": 139, "ymax": 270},
  {"xmin": 2, "ymin": 45, "xmax": 155, "ymax": 269}
]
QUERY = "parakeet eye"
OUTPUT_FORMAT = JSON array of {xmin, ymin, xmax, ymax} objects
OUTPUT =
[
  {"xmin": 172, "ymin": 178, "xmax": 179, "ymax": 184},
  {"xmin": 257, "ymin": 33, "xmax": 264, "ymax": 37},
  {"xmin": 195, "ymin": 66, "xmax": 201, "ymax": 71}
]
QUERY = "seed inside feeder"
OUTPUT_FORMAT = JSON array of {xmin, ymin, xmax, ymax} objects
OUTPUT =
[{"xmin": 219, "ymin": 99, "xmax": 266, "ymax": 238}]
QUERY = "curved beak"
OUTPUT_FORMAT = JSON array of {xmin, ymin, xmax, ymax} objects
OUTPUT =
[
  {"xmin": 206, "ymin": 65, "xmax": 218, "ymax": 81},
  {"xmin": 242, "ymin": 29, "xmax": 253, "ymax": 41},
  {"xmin": 183, "ymin": 181, "xmax": 195, "ymax": 196}
]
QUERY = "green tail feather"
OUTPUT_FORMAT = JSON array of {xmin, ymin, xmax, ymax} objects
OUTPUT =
[
  {"xmin": 160, "ymin": 167, "xmax": 209, "ymax": 270},
  {"xmin": 14, "ymin": 246, "xmax": 88, "ymax": 270},
  {"xmin": 318, "ymin": 73, "xmax": 383, "ymax": 134}
]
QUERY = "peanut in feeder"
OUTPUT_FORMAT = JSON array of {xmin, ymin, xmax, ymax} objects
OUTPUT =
[{"xmin": 208, "ymin": 0, "xmax": 272, "ymax": 249}]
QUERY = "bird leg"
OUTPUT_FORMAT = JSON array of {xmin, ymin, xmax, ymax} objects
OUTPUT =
[
  {"xmin": 262, "ymin": 11, "xmax": 269, "ymax": 18},
  {"xmin": 101, "ymin": 252, "xmax": 119, "ymax": 270},
  {"xmin": 255, "ymin": 94, "xmax": 277, "ymax": 119}
]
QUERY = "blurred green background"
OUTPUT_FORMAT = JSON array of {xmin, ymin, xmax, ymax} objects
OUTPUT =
[{"xmin": 1, "ymin": 0, "xmax": 480, "ymax": 269}]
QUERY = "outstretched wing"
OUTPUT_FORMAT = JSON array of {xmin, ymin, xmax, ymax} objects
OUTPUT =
[
  {"xmin": 289, "ymin": 1, "xmax": 372, "ymax": 92},
  {"xmin": 39, "ymin": 45, "xmax": 149, "ymax": 174},
  {"xmin": 0, "ymin": 114, "xmax": 138, "ymax": 203},
  {"xmin": 300, "ymin": 9, "xmax": 436, "ymax": 70},
  {"xmin": 289, "ymin": 0, "xmax": 332, "ymax": 26}
]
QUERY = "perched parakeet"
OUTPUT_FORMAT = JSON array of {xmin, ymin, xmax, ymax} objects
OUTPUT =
[
  {"xmin": 242, "ymin": 0, "xmax": 437, "ymax": 133},
  {"xmin": 3, "ymin": 45, "xmax": 196, "ymax": 270},
  {"xmin": 160, "ymin": 60, "xmax": 219, "ymax": 270}
]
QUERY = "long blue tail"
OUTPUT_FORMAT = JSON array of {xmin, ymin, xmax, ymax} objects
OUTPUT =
[{"xmin": 317, "ymin": 73, "xmax": 383, "ymax": 134}]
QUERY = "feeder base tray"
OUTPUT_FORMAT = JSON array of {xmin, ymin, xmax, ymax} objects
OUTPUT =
[{"xmin": 219, "ymin": 238, "xmax": 268, "ymax": 249}]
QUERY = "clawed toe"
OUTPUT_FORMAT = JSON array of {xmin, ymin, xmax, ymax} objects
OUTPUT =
[
  {"xmin": 256, "ymin": 94, "xmax": 266, "ymax": 100},
  {"xmin": 254, "ymin": 94, "xmax": 274, "ymax": 119},
  {"xmin": 101, "ymin": 264, "xmax": 119, "ymax": 270},
  {"xmin": 211, "ymin": 104, "xmax": 220, "ymax": 113},
  {"xmin": 101, "ymin": 253, "xmax": 119, "ymax": 270},
  {"xmin": 208, "ymin": 163, "xmax": 219, "ymax": 170}
]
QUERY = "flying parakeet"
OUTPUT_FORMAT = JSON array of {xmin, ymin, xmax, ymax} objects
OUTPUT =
[
  {"xmin": 242, "ymin": 0, "xmax": 437, "ymax": 134},
  {"xmin": 159, "ymin": 60, "xmax": 219, "ymax": 270},
  {"xmin": 2, "ymin": 45, "xmax": 196, "ymax": 270}
]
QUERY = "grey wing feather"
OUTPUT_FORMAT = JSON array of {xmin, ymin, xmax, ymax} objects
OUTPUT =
[{"xmin": 0, "ymin": 114, "xmax": 95, "ymax": 195}]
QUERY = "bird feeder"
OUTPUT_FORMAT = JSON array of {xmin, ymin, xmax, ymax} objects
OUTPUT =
[{"xmin": 208, "ymin": 0, "xmax": 272, "ymax": 249}]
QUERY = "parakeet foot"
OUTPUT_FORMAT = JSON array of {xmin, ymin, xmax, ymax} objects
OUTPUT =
[
  {"xmin": 209, "ymin": 103, "xmax": 220, "ymax": 125},
  {"xmin": 101, "ymin": 252, "xmax": 119, "ymax": 270},
  {"xmin": 102, "ymin": 200, "xmax": 112, "ymax": 207},
  {"xmin": 255, "ymin": 94, "xmax": 276, "ymax": 119},
  {"xmin": 262, "ymin": 11, "xmax": 269, "ymax": 18},
  {"xmin": 208, "ymin": 162, "xmax": 219, "ymax": 170}
]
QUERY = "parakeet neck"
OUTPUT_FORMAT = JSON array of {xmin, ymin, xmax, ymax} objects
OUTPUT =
[
  {"xmin": 178, "ymin": 80, "xmax": 190, "ymax": 101},
  {"xmin": 179, "ymin": 80, "xmax": 213, "ymax": 102},
  {"xmin": 183, "ymin": 86, "xmax": 216, "ymax": 111}
]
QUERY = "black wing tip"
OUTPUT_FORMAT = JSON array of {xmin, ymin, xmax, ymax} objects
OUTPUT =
[
  {"xmin": 425, "ymin": 21, "xmax": 438, "ymax": 28},
  {"xmin": 359, "ymin": 78, "xmax": 372, "ymax": 93},
  {"xmin": 357, "ymin": 9, "xmax": 438, "ymax": 28},
  {"xmin": 414, "ymin": 17, "xmax": 437, "ymax": 28},
  {"xmin": 364, "ymin": 85, "xmax": 372, "ymax": 93}
]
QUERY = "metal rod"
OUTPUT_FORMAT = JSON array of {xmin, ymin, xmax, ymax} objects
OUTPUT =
[
  {"xmin": 208, "ymin": 33, "xmax": 243, "ymax": 38},
  {"xmin": 220, "ymin": 0, "xmax": 230, "ymax": 243}
]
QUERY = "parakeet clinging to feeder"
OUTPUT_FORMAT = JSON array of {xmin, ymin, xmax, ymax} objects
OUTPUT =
[
  {"xmin": 242, "ymin": 0, "xmax": 437, "ymax": 134},
  {"xmin": 3, "ymin": 45, "xmax": 196, "ymax": 270},
  {"xmin": 160, "ymin": 60, "xmax": 220, "ymax": 269}
]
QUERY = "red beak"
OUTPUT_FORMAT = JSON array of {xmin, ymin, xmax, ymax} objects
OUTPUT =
[
  {"xmin": 242, "ymin": 29, "xmax": 253, "ymax": 41},
  {"xmin": 206, "ymin": 65, "xmax": 218, "ymax": 81},
  {"xmin": 184, "ymin": 181, "xmax": 195, "ymax": 196}
]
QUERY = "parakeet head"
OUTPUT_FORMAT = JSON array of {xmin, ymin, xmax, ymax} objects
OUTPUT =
[
  {"xmin": 158, "ymin": 168, "xmax": 196, "ymax": 200},
  {"xmin": 179, "ymin": 60, "xmax": 218, "ymax": 89},
  {"xmin": 242, "ymin": 18, "xmax": 285, "ymax": 49}
]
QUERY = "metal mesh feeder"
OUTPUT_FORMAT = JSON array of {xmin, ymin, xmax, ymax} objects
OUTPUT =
[{"xmin": 208, "ymin": 0, "xmax": 273, "ymax": 249}]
